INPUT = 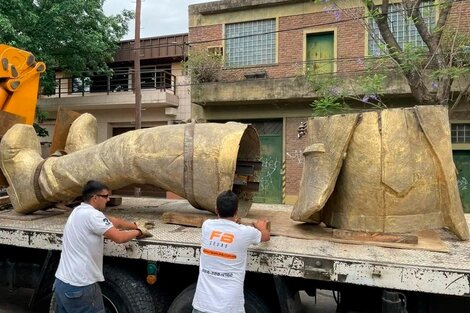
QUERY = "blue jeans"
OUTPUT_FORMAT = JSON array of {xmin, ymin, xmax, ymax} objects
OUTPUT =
[{"xmin": 53, "ymin": 278, "xmax": 105, "ymax": 313}]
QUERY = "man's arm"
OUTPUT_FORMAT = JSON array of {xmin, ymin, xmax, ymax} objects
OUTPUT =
[
  {"xmin": 253, "ymin": 220, "xmax": 270, "ymax": 242},
  {"xmin": 104, "ymin": 227, "xmax": 141, "ymax": 244},
  {"xmin": 107, "ymin": 215, "xmax": 138, "ymax": 230}
]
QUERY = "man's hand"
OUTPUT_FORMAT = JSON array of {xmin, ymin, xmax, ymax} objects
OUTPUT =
[
  {"xmin": 253, "ymin": 219, "xmax": 270, "ymax": 231},
  {"xmin": 135, "ymin": 220, "xmax": 155, "ymax": 239},
  {"xmin": 252, "ymin": 219, "xmax": 271, "ymax": 242}
]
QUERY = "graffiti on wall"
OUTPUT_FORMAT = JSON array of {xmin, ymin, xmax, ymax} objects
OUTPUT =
[
  {"xmin": 258, "ymin": 156, "xmax": 281, "ymax": 193},
  {"xmin": 458, "ymin": 176, "xmax": 468, "ymax": 191},
  {"xmin": 286, "ymin": 149, "xmax": 304, "ymax": 164}
]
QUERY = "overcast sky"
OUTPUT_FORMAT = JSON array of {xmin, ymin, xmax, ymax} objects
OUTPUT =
[{"xmin": 103, "ymin": 0, "xmax": 219, "ymax": 40}]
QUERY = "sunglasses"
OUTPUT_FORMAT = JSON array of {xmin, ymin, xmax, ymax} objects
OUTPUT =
[{"xmin": 95, "ymin": 194, "xmax": 110, "ymax": 199}]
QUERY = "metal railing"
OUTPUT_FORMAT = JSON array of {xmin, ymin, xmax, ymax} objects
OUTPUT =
[{"xmin": 49, "ymin": 69, "xmax": 176, "ymax": 98}]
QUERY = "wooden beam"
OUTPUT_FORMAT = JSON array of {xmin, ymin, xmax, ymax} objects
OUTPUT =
[
  {"xmin": 107, "ymin": 196, "xmax": 122, "ymax": 207},
  {"xmin": 161, "ymin": 211, "xmax": 270, "ymax": 230},
  {"xmin": 0, "ymin": 196, "xmax": 10, "ymax": 205},
  {"xmin": 237, "ymin": 160, "xmax": 262, "ymax": 171},
  {"xmin": 332, "ymin": 229, "xmax": 418, "ymax": 244},
  {"xmin": 162, "ymin": 212, "xmax": 210, "ymax": 228},
  {"xmin": 0, "ymin": 111, "xmax": 25, "ymax": 137},
  {"xmin": 49, "ymin": 107, "xmax": 82, "ymax": 155}
]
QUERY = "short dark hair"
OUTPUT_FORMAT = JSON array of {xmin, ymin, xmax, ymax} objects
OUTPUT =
[
  {"xmin": 82, "ymin": 180, "xmax": 109, "ymax": 201},
  {"xmin": 216, "ymin": 190, "xmax": 238, "ymax": 218}
]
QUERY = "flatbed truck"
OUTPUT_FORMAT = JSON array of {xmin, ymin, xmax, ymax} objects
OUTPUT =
[{"xmin": 0, "ymin": 197, "xmax": 469, "ymax": 313}]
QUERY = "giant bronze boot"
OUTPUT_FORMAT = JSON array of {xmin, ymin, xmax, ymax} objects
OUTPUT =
[
  {"xmin": 0, "ymin": 118, "xmax": 260, "ymax": 216},
  {"xmin": 291, "ymin": 105, "xmax": 469, "ymax": 240}
]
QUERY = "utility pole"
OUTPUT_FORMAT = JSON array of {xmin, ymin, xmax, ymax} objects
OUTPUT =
[{"xmin": 134, "ymin": 0, "xmax": 142, "ymax": 197}]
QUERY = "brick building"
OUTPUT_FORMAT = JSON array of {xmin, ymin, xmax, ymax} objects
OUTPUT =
[{"xmin": 188, "ymin": 0, "xmax": 470, "ymax": 206}]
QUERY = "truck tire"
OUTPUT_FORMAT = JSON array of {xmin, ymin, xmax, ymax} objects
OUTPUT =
[
  {"xmin": 49, "ymin": 265, "xmax": 155, "ymax": 313},
  {"xmin": 168, "ymin": 282, "xmax": 271, "ymax": 313}
]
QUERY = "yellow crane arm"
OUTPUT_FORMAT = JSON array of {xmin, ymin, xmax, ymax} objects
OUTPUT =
[{"xmin": 0, "ymin": 44, "xmax": 46, "ymax": 125}]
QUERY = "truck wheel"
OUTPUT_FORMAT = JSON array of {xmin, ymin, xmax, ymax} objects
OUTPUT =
[
  {"xmin": 168, "ymin": 282, "xmax": 271, "ymax": 313},
  {"xmin": 101, "ymin": 265, "xmax": 155, "ymax": 313},
  {"xmin": 49, "ymin": 265, "xmax": 155, "ymax": 313}
]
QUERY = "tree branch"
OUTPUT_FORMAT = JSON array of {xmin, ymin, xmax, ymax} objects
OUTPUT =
[
  {"xmin": 450, "ymin": 81, "xmax": 470, "ymax": 113},
  {"xmin": 364, "ymin": 0, "xmax": 436, "ymax": 105},
  {"xmin": 364, "ymin": 0, "xmax": 403, "ymax": 63},
  {"xmin": 403, "ymin": 0, "xmax": 435, "ymax": 52},
  {"xmin": 434, "ymin": 0, "xmax": 453, "ymax": 47}
]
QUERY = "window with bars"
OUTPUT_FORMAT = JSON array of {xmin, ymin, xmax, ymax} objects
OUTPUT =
[
  {"xmin": 368, "ymin": 3, "xmax": 436, "ymax": 56},
  {"xmin": 451, "ymin": 124, "xmax": 470, "ymax": 144},
  {"xmin": 251, "ymin": 121, "xmax": 283, "ymax": 136},
  {"xmin": 225, "ymin": 19, "xmax": 276, "ymax": 67}
]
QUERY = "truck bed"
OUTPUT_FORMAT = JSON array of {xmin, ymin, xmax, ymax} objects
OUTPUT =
[{"xmin": 0, "ymin": 197, "xmax": 469, "ymax": 297}]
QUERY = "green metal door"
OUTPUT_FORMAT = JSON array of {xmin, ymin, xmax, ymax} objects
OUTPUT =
[
  {"xmin": 453, "ymin": 150, "xmax": 470, "ymax": 213},
  {"xmin": 306, "ymin": 32, "xmax": 334, "ymax": 74},
  {"xmin": 254, "ymin": 135, "xmax": 283, "ymax": 204}
]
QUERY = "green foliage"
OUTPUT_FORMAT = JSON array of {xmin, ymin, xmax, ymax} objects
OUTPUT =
[
  {"xmin": 183, "ymin": 50, "xmax": 223, "ymax": 83},
  {"xmin": 400, "ymin": 44, "xmax": 427, "ymax": 73},
  {"xmin": 360, "ymin": 73, "xmax": 387, "ymax": 97},
  {"xmin": 304, "ymin": 58, "xmax": 387, "ymax": 116},
  {"xmin": 33, "ymin": 123, "xmax": 49, "ymax": 137},
  {"xmin": 0, "ymin": 0, "xmax": 133, "ymax": 95},
  {"xmin": 310, "ymin": 95, "xmax": 346, "ymax": 117},
  {"xmin": 34, "ymin": 107, "xmax": 48, "ymax": 137}
]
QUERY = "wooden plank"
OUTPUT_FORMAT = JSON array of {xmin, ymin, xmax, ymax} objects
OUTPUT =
[
  {"xmin": 0, "ymin": 111, "xmax": 25, "ymax": 137},
  {"xmin": 332, "ymin": 229, "xmax": 418, "ymax": 244},
  {"xmin": 237, "ymin": 160, "xmax": 262, "ymax": 171},
  {"xmin": 0, "ymin": 196, "xmax": 10, "ymax": 205},
  {"xmin": 236, "ymin": 164, "xmax": 255, "ymax": 176},
  {"xmin": 107, "ymin": 196, "xmax": 122, "ymax": 207},
  {"xmin": 247, "ymin": 209, "xmax": 447, "ymax": 253},
  {"xmin": 245, "ymin": 181, "xmax": 260, "ymax": 192},
  {"xmin": 0, "ymin": 172, "xmax": 8, "ymax": 188},
  {"xmin": 162, "ymin": 212, "xmax": 209, "ymax": 228},
  {"xmin": 161, "ymin": 211, "xmax": 270, "ymax": 230},
  {"xmin": 49, "ymin": 107, "xmax": 82, "ymax": 155}
]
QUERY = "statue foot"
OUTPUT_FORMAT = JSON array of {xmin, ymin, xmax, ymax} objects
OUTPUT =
[{"xmin": 0, "ymin": 124, "xmax": 48, "ymax": 213}]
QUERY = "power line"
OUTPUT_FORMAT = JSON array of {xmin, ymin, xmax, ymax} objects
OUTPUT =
[{"xmin": 74, "ymin": 52, "xmax": 432, "ymax": 76}]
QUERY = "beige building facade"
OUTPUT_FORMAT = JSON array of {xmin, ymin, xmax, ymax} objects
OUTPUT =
[{"xmin": 38, "ymin": 34, "xmax": 191, "ymax": 144}]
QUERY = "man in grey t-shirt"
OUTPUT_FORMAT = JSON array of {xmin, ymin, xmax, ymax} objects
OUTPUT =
[{"xmin": 53, "ymin": 180, "xmax": 151, "ymax": 313}]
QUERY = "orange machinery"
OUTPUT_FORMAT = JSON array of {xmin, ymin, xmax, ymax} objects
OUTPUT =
[
  {"xmin": 0, "ymin": 44, "xmax": 46, "ymax": 125},
  {"xmin": 0, "ymin": 44, "xmax": 46, "ymax": 187}
]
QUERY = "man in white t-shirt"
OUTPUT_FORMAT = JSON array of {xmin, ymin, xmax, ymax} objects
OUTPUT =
[
  {"xmin": 192, "ymin": 190, "xmax": 270, "ymax": 313},
  {"xmin": 53, "ymin": 180, "xmax": 151, "ymax": 313}
]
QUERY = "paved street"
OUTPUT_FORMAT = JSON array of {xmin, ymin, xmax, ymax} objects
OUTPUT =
[{"xmin": 0, "ymin": 287, "xmax": 336, "ymax": 313}]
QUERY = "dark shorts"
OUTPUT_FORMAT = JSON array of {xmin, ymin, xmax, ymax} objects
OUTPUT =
[{"xmin": 53, "ymin": 278, "xmax": 105, "ymax": 313}]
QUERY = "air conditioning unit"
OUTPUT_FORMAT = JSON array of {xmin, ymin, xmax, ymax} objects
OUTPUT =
[{"xmin": 207, "ymin": 46, "xmax": 223, "ymax": 56}]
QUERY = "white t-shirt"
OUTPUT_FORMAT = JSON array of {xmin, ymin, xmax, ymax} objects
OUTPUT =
[
  {"xmin": 55, "ymin": 202, "xmax": 113, "ymax": 286},
  {"xmin": 192, "ymin": 219, "xmax": 262, "ymax": 313}
]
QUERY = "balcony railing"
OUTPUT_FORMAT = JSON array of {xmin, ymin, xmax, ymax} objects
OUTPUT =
[{"xmin": 48, "ymin": 69, "xmax": 176, "ymax": 98}]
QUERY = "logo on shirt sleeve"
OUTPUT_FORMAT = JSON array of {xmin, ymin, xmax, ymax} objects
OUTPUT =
[{"xmin": 103, "ymin": 218, "xmax": 111, "ymax": 226}]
